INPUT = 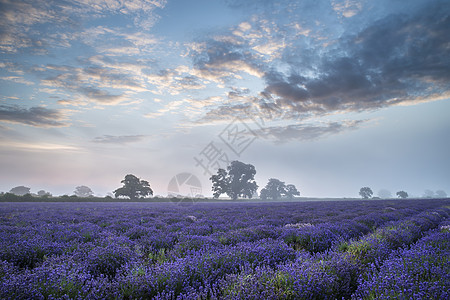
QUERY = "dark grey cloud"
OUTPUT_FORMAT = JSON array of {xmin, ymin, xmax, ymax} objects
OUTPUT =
[
  {"xmin": 254, "ymin": 120, "xmax": 366, "ymax": 144},
  {"xmin": 92, "ymin": 135, "xmax": 147, "ymax": 144},
  {"xmin": 0, "ymin": 105, "xmax": 67, "ymax": 127}
]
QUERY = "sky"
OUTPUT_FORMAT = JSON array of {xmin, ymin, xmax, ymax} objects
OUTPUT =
[{"xmin": 0, "ymin": 0, "xmax": 449, "ymax": 198}]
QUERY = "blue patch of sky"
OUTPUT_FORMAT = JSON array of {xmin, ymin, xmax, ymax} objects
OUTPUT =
[{"xmin": 154, "ymin": 0, "xmax": 244, "ymax": 41}]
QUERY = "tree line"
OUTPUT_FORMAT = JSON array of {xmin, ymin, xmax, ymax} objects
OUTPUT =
[{"xmin": 2, "ymin": 160, "xmax": 448, "ymax": 200}]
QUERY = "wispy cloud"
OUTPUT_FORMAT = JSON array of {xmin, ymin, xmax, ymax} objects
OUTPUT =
[
  {"xmin": 36, "ymin": 62, "xmax": 146, "ymax": 105},
  {"xmin": 0, "ymin": 0, "xmax": 167, "ymax": 54},
  {"xmin": 0, "ymin": 0, "xmax": 71, "ymax": 53},
  {"xmin": 80, "ymin": 27, "xmax": 159, "ymax": 56},
  {"xmin": 332, "ymin": 0, "xmax": 362, "ymax": 18},
  {"xmin": 255, "ymin": 120, "xmax": 367, "ymax": 143},
  {"xmin": 144, "ymin": 100, "xmax": 186, "ymax": 118},
  {"xmin": 92, "ymin": 134, "xmax": 147, "ymax": 144},
  {"xmin": 0, "ymin": 76, "xmax": 35, "ymax": 86},
  {"xmin": 0, "ymin": 105, "xmax": 68, "ymax": 127},
  {"xmin": 145, "ymin": 68, "xmax": 205, "ymax": 95},
  {"xmin": 71, "ymin": 0, "xmax": 167, "ymax": 30},
  {"xmin": 2, "ymin": 141, "xmax": 80, "ymax": 151}
]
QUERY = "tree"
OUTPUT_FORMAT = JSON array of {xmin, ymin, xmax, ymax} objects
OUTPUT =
[
  {"xmin": 74, "ymin": 186, "xmax": 94, "ymax": 197},
  {"xmin": 114, "ymin": 174, "xmax": 153, "ymax": 200},
  {"xmin": 396, "ymin": 191, "xmax": 408, "ymax": 199},
  {"xmin": 286, "ymin": 184, "xmax": 300, "ymax": 199},
  {"xmin": 359, "ymin": 187, "xmax": 373, "ymax": 199},
  {"xmin": 260, "ymin": 178, "xmax": 300, "ymax": 200},
  {"xmin": 210, "ymin": 168, "xmax": 229, "ymax": 199},
  {"xmin": 260, "ymin": 188, "xmax": 268, "ymax": 201},
  {"xmin": 259, "ymin": 179, "xmax": 300, "ymax": 200},
  {"xmin": 260, "ymin": 178, "xmax": 286, "ymax": 201},
  {"xmin": 9, "ymin": 186, "xmax": 30, "ymax": 196},
  {"xmin": 435, "ymin": 190, "xmax": 447, "ymax": 198},
  {"xmin": 37, "ymin": 190, "xmax": 52, "ymax": 197},
  {"xmin": 210, "ymin": 161, "xmax": 258, "ymax": 200}
]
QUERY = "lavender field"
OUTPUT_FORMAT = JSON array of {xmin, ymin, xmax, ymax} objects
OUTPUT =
[{"xmin": 1, "ymin": 199, "xmax": 449, "ymax": 299}]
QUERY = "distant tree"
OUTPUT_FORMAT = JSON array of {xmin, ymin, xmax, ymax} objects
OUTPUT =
[
  {"xmin": 114, "ymin": 174, "xmax": 153, "ymax": 200},
  {"xmin": 74, "ymin": 186, "xmax": 94, "ymax": 197},
  {"xmin": 259, "ymin": 179, "xmax": 300, "ymax": 200},
  {"xmin": 260, "ymin": 178, "xmax": 286, "ymax": 201},
  {"xmin": 211, "ymin": 168, "xmax": 229, "ymax": 199},
  {"xmin": 260, "ymin": 188, "xmax": 268, "ymax": 201},
  {"xmin": 359, "ymin": 187, "xmax": 373, "ymax": 199},
  {"xmin": 435, "ymin": 190, "xmax": 447, "ymax": 198},
  {"xmin": 286, "ymin": 184, "xmax": 300, "ymax": 199},
  {"xmin": 396, "ymin": 191, "xmax": 408, "ymax": 199},
  {"xmin": 37, "ymin": 190, "xmax": 52, "ymax": 197},
  {"xmin": 227, "ymin": 161, "xmax": 258, "ymax": 200},
  {"xmin": 423, "ymin": 189, "xmax": 435, "ymax": 198},
  {"xmin": 9, "ymin": 186, "xmax": 31, "ymax": 196},
  {"xmin": 210, "ymin": 161, "xmax": 258, "ymax": 200},
  {"xmin": 377, "ymin": 189, "xmax": 392, "ymax": 199}
]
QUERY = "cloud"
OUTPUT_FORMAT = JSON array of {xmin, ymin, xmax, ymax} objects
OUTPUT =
[
  {"xmin": 41, "ymin": 75, "xmax": 126, "ymax": 105},
  {"xmin": 0, "ymin": 76, "xmax": 35, "ymax": 86},
  {"xmin": 189, "ymin": 22, "xmax": 279, "ymax": 83},
  {"xmin": 192, "ymin": 40, "xmax": 265, "ymax": 83},
  {"xmin": 80, "ymin": 27, "xmax": 159, "ymax": 55},
  {"xmin": 0, "ymin": 105, "xmax": 68, "ymax": 127},
  {"xmin": 261, "ymin": 1, "xmax": 450, "ymax": 115},
  {"xmin": 35, "ymin": 61, "xmax": 149, "ymax": 105},
  {"xmin": 194, "ymin": 102, "xmax": 255, "ymax": 125},
  {"xmin": 255, "ymin": 120, "xmax": 367, "ymax": 143},
  {"xmin": 92, "ymin": 134, "xmax": 147, "ymax": 144},
  {"xmin": 144, "ymin": 66, "xmax": 207, "ymax": 96},
  {"xmin": 191, "ymin": 0, "xmax": 450, "ymax": 125},
  {"xmin": 0, "ymin": 0, "xmax": 72, "ymax": 53},
  {"xmin": 332, "ymin": 0, "xmax": 362, "ymax": 18},
  {"xmin": 0, "ymin": 0, "xmax": 166, "ymax": 54},
  {"xmin": 2, "ymin": 141, "xmax": 80, "ymax": 151},
  {"xmin": 144, "ymin": 100, "xmax": 186, "ymax": 118}
]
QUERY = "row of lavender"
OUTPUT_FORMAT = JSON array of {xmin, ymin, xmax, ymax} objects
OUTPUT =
[
  {"xmin": 217, "ymin": 209, "xmax": 450, "ymax": 299},
  {"xmin": 0, "ymin": 199, "xmax": 449, "ymax": 299}
]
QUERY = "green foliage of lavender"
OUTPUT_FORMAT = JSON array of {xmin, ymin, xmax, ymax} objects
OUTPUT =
[{"xmin": 0, "ymin": 199, "xmax": 449, "ymax": 299}]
